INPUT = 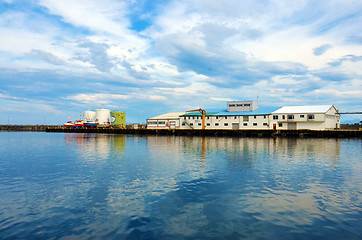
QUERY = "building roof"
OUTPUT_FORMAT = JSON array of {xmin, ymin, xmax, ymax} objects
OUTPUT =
[
  {"xmin": 147, "ymin": 112, "xmax": 186, "ymax": 120},
  {"xmin": 180, "ymin": 107, "xmax": 281, "ymax": 116},
  {"xmin": 272, "ymin": 105, "xmax": 334, "ymax": 114}
]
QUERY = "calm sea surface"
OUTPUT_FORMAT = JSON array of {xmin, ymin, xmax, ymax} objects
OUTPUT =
[{"xmin": 0, "ymin": 132, "xmax": 361, "ymax": 240}]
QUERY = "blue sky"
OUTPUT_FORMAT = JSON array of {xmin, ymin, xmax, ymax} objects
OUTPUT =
[{"xmin": 0, "ymin": 0, "xmax": 361, "ymax": 124}]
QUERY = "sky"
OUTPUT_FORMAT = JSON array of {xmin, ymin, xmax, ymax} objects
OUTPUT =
[{"xmin": 0, "ymin": 0, "xmax": 361, "ymax": 124}]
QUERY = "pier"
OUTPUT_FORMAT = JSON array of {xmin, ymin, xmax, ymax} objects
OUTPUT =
[
  {"xmin": 45, "ymin": 127, "xmax": 361, "ymax": 138},
  {"xmin": 1, "ymin": 125, "xmax": 361, "ymax": 138}
]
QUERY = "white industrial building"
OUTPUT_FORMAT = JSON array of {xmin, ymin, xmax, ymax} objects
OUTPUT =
[
  {"xmin": 147, "ymin": 101, "xmax": 341, "ymax": 130},
  {"xmin": 270, "ymin": 105, "xmax": 340, "ymax": 130},
  {"xmin": 146, "ymin": 112, "xmax": 186, "ymax": 129}
]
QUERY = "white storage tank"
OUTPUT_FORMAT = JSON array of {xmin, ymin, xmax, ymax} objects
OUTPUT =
[
  {"xmin": 96, "ymin": 109, "xmax": 111, "ymax": 125},
  {"xmin": 83, "ymin": 111, "xmax": 96, "ymax": 122}
]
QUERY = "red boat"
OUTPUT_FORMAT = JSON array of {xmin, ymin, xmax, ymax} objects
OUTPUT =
[
  {"xmin": 63, "ymin": 121, "xmax": 75, "ymax": 127},
  {"xmin": 74, "ymin": 120, "xmax": 84, "ymax": 127}
]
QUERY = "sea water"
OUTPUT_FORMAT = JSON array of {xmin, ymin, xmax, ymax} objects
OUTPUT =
[{"xmin": 0, "ymin": 132, "xmax": 361, "ymax": 239}]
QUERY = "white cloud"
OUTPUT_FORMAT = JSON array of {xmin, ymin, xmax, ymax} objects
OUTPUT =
[
  {"xmin": 314, "ymin": 89, "xmax": 362, "ymax": 97},
  {"xmin": 0, "ymin": 0, "xmax": 362, "ymax": 123},
  {"xmin": 39, "ymin": 0, "xmax": 129, "ymax": 35},
  {"xmin": 210, "ymin": 97, "xmax": 234, "ymax": 102},
  {"xmin": 64, "ymin": 93, "xmax": 129, "ymax": 104},
  {"xmin": 147, "ymin": 95, "xmax": 167, "ymax": 101},
  {"xmin": 0, "ymin": 93, "xmax": 23, "ymax": 100}
]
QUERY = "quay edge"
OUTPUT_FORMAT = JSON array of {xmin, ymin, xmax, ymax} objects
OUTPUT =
[{"xmin": 44, "ymin": 127, "xmax": 362, "ymax": 138}]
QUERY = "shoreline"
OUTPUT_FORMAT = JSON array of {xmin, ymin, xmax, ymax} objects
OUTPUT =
[{"xmin": 1, "ymin": 125, "xmax": 361, "ymax": 138}]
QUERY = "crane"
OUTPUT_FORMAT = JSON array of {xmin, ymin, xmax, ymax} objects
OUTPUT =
[{"xmin": 186, "ymin": 108, "xmax": 206, "ymax": 130}]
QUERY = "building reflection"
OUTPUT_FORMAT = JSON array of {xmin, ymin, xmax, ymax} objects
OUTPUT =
[
  {"xmin": 62, "ymin": 133, "xmax": 347, "ymax": 236},
  {"xmin": 143, "ymin": 135, "xmax": 341, "ymax": 167},
  {"xmin": 64, "ymin": 133, "xmax": 340, "ymax": 167},
  {"xmin": 64, "ymin": 133, "xmax": 126, "ymax": 159}
]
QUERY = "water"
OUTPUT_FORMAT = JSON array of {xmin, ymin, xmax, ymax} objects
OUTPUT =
[{"xmin": 0, "ymin": 132, "xmax": 361, "ymax": 240}]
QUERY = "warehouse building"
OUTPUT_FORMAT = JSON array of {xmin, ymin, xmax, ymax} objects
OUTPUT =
[
  {"xmin": 179, "ymin": 101, "xmax": 279, "ymax": 130},
  {"xmin": 146, "ymin": 101, "xmax": 341, "ymax": 130},
  {"xmin": 180, "ymin": 107, "xmax": 280, "ymax": 130},
  {"xmin": 146, "ymin": 112, "xmax": 186, "ymax": 129},
  {"xmin": 270, "ymin": 105, "xmax": 340, "ymax": 130}
]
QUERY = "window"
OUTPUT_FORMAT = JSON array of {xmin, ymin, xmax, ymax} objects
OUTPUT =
[
  {"xmin": 237, "ymin": 104, "xmax": 243, "ymax": 106},
  {"xmin": 182, "ymin": 123, "xmax": 185, "ymax": 126},
  {"xmin": 196, "ymin": 116, "xmax": 199, "ymax": 119},
  {"xmin": 264, "ymin": 115, "xmax": 266, "ymax": 119},
  {"xmin": 263, "ymin": 123, "xmax": 268, "ymax": 126},
  {"xmin": 234, "ymin": 116, "xmax": 237, "ymax": 119},
  {"xmin": 253, "ymin": 123, "xmax": 257, "ymax": 126},
  {"xmin": 198, "ymin": 123, "xmax": 201, "ymax": 126},
  {"xmin": 190, "ymin": 123, "xmax": 193, "ymax": 126},
  {"xmin": 215, "ymin": 123, "xmax": 219, "ymax": 126},
  {"xmin": 224, "ymin": 123, "xmax": 228, "ymax": 126},
  {"xmin": 308, "ymin": 114, "xmax": 314, "ymax": 120},
  {"xmin": 225, "ymin": 116, "xmax": 228, "ymax": 119},
  {"xmin": 188, "ymin": 116, "xmax": 191, "ymax": 119},
  {"xmin": 282, "ymin": 115, "xmax": 285, "ymax": 120},
  {"xmin": 207, "ymin": 116, "xmax": 210, "ymax": 120},
  {"xmin": 148, "ymin": 121, "xmax": 157, "ymax": 125},
  {"xmin": 184, "ymin": 117, "xmax": 186, "ymax": 120},
  {"xmin": 216, "ymin": 116, "xmax": 219, "ymax": 119},
  {"xmin": 245, "ymin": 104, "xmax": 250, "ymax": 106},
  {"xmin": 288, "ymin": 115, "xmax": 294, "ymax": 120},
  {"xmin": 159, "ymin": 121, "xmax": 166, "ymax": 124},
  {"xmin": 243, "ymin": 123, "xmax": 247, "ymax": 126},
  {"xmin": 243, "ymin": 116, "xmax": 249, "ymax": 121},
  {"xmin": 279, "ymin": 123, "xmax": 282, "ymax": 127},
  {"xmin": 273, "ymin": 115, "xmax": 278, "ymax": 120},
  {"xmin": 207, "ymin": 123, "xmax": 210, "ymax": 126},
  {"xmin": 300, "ymin": 115, "xmax": 304, "ymax": 118},
  {"xmin": 254, "ymin": 116, "xmax": 257, "ymax": 119},
  {"xmin": 192, "ymin": 117, "xmax": 195, "ymax": 119}
]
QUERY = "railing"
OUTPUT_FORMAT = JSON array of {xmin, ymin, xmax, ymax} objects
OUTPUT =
[{"xmin": 183, "ymin": 121, "xmax": 194, "ymax": 129}]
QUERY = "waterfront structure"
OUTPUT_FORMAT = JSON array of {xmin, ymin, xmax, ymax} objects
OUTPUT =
[
  {"xmin": 147, "ymin": 112, "xmax": 185, "ymax": 129},
  {"xmin": 83, "ymin": 111, "xmax": 96, "ymax": 122},
  {"xmin": 270, "ymin": 105, "xmax": 340, "ymax": 130},
  {"xmin": 180, "ymin": 106, "xmax": 279, "ymax": 130},
  {"xmin": 96, "ymin": 109, "xmax": 111, "ymax": 125},
  {"xmin": 147, "ymin": 101, "xmax": 341, "ymax": 130},
  {"xmin": 179, "ymin": 100, "xmax": 278, "ymax": 130},
  {"xmin": 111, "ymin": 111, "xmax": 126, "ymax": 128}
]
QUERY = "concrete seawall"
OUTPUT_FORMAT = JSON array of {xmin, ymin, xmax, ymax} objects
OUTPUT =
[
  {"xmin": 1, "ymin": 125, "xmax": 361, "ymax": 137},
  {"xmin": 0, "ymin": 125, "xmax": 56, "ymax": 132},
  {"xmin": 45, "ymin": 127, "xmax": 362, "ymax": 138}
]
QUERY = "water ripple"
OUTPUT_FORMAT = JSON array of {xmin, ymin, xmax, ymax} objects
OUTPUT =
[{"xmin": 0, "ymin": 133, "xmax": 361, "ymax": 239}]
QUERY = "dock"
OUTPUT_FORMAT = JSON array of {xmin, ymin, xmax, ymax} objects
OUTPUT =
[
  {"xmin": 45, "ymin": 127, "xmax": 362, "ymax": 138},
  {"xmin": 1, "ymin": 125, "xmax": 360, "ymax": 138}
]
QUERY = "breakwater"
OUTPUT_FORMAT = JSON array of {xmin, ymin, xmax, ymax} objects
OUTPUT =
[
  {"xmin": 1, "ymin": 125, "xmax": 360, "ymax": 137},
  {"xmin": 45, "ymin": 127, "xmax": 362, "ymax": 138},
  {"xmin": 0, "ymin": 125, "xmax": 57, "ymax": 132}
]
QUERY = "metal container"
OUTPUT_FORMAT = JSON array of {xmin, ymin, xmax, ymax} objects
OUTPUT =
[
  {"xmin": 111, "ymin": 111, "xmax": 126, "ymax": 127},
  {"xmin": 83, "ymin": 111, "xmax": 96, "ymax": 122},
  {"xmin": 96, "ymin": 109, "xmax": 111, "ymax": 125}
]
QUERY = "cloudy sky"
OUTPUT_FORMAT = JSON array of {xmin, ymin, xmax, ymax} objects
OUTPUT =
[{"xmin": 1, "ymin": 0, "xmax": 361, "ymax": 124}]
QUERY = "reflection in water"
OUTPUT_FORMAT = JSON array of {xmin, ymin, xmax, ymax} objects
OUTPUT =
[
  {"xmin": 0, "ymin": 132, "xmax": 360, "ymax": 239},
  {"xmin": 64, "ymin": 133, "xmax": 126, "ymax": 159}
]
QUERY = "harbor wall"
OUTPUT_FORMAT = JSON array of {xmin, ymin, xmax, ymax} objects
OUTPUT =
[
  {"xmin": 0, "ymin": 125, "xmax": 57, "ymax": 132},
  {"xmin": 1, "ymin": 125, "xmax": 361, "ymax": 138},
  {"xmin": 46, "ymin": 127, "xmax": 362, "ymax": 138}
]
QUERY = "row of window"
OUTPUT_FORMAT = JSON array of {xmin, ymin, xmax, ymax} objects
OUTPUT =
[
  {"xmin": 228, "ymin": 103, "xmax": 251, "ymax": 107},
  {"xmin": 182, "ymin": 122, "xmax": 268, "ymax": 127},
  {"xmin": 147, "ymin": 121, "xmax": 166, "ymax": 125},
  {"xmin": 272, "ymin": 114, "xmax": 315, "ymax": 120},
  {"xmin": 183, "ymin": 115, "xmax": 267, "ymax": 120}
]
